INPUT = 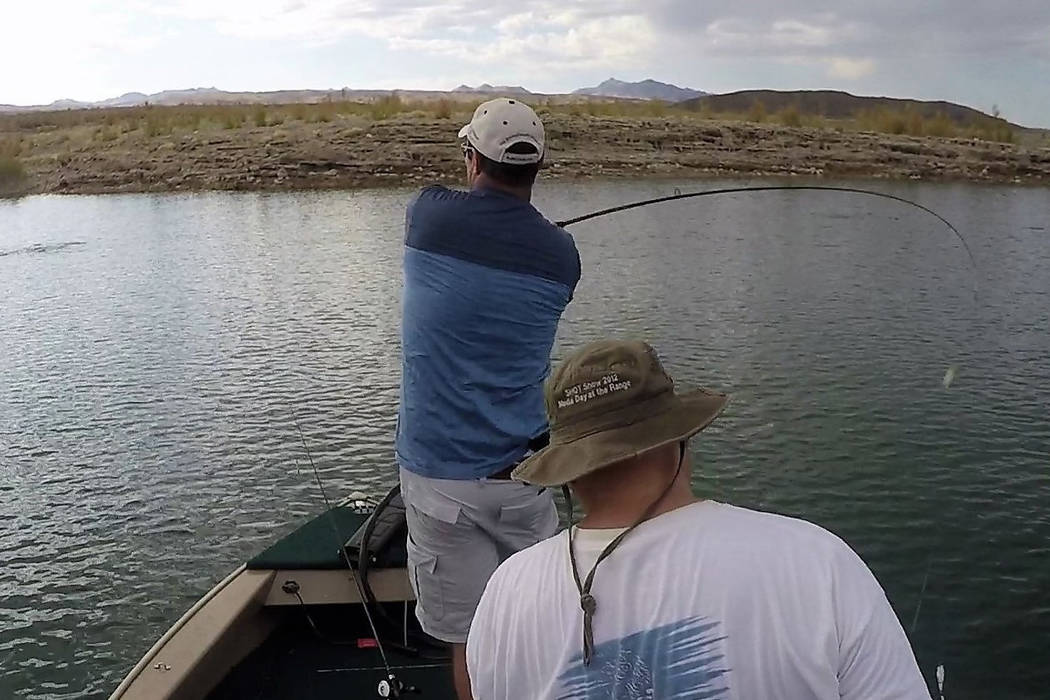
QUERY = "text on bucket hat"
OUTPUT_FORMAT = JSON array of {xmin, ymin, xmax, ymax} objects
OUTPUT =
[{"xmin": 512, "ymin": 339, "xmax": 729, "ymax": 487}]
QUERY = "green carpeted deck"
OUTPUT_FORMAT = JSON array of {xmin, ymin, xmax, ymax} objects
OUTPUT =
[
  {"xmin": 215, "ymin": 502, "xmax": 443, "ymax": 698},
  {"xmin": 247, "ymin": 507, "xmax": 367, "ymax": 570}
]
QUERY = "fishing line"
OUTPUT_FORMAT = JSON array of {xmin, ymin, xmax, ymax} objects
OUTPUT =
[
  {"xmin": 558, "ymin": 184, "xmax": 972, "ymax": 693},
  {"xmin": 558, "ymin": 184, "xmax": 978, "ymax": 386},
  {"xmin": 557, "ymin": 184, "xmax": 978, "ymax": 307},
  {"xmin": 294, "ymin": 416, "xmax": 408, "ymax": 698}
]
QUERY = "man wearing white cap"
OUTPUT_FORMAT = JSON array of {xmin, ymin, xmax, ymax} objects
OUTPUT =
[{"xmin": 396, "ymin": 98, "xmax": 580, "ymax": 698}]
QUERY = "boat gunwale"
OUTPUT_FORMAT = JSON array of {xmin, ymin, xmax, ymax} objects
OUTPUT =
[{"xmin": 108, "ymin": 563, "xmax": 249, "ymax": 700}]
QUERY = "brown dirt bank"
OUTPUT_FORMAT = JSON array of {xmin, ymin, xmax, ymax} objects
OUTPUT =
[{"xmin": 5, "ymin": 112, "xmax": 1050, "ymax": 196}]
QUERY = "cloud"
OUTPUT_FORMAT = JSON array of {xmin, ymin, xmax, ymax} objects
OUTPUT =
[
  {"xmin": 827, "ymin": 57, "xmax": 877, "ymax": 79},
  {"xmin": 0, "ymin": 1, "xmax": 164, "ymax": 104},
  {"xmin": 115, "ymin": 0, "xmax": 1050, "ymax": 74},
  {"xmin": 10, "ymin": 1, "xmax": 1050, "ymax": 66},
  {"xmin": 5, "ymin": 0, "xmax": 1049, "ymax": 112},
  {"xmin": 390, "ymin": 13, "xmax": 656, "ymax": 68},
  {"xmin": 4, "ymin": 1, "xmax": 159, "ymax": 56},
  {"xmin": 703, "ymin": 16, "xmax": 859, "ymax": 54},
  {"xmin": 649, "ymin": 1, "xmax": 1050, "ymax": 50},
  {"xmin": 141, "ymin": 0, "xmax": 657, "ymax": 69}
]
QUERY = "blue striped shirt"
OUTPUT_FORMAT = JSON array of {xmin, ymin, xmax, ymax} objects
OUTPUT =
[{"xmin": 396, "ymin": 186, "xmax": 580, "ymax": 480}]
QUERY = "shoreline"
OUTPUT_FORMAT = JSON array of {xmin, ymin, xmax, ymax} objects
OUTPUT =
[{"xmin": 6, "ymin": 113, "xmax": 1050, "ymax": 196}]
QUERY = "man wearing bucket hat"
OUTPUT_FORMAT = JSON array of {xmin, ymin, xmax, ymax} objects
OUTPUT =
[
  {"xmin": 396, "ymin": 98, "xmax": 580, "ymax": 699},
  {"xmin": 467, "ymin": 340, "xmax": 930, "ymax": 700}
]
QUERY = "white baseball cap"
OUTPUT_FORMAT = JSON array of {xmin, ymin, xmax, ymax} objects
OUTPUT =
[{"xmin": 457, "ymin": 98, "xmax": 545, "ymax": 165}]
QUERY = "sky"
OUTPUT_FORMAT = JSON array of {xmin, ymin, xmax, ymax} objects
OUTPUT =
[{"xmin": 3, "ymin": 1, "xmax": 1049, "ymax": 127}]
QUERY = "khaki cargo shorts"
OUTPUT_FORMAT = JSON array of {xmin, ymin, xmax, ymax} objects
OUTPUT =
[{"xmin": 399, "ymin": 467, "xmax": 558, "ymax": 644}]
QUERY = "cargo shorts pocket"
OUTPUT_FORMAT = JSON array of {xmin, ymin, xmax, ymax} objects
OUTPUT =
[
  {"xmin": 498, "ymin": 488, "xmax": 557, "ymax": 530},
  {"xmin": 406, "ymin": 536, "xmax": 445, "ymax": 621}
]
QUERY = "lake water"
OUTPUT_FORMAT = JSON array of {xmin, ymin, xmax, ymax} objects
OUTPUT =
[{"xmin": 1, "ymin": 179, "xmax": 1048, "ymax": 699}]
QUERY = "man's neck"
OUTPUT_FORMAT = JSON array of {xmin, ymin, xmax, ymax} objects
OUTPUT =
[
  {"xmin": 472, "ymin": 175, "xmax": 532, "ymax": 202},
  {"xmin": 576, "ymin": 482, "xmax": 699, "ymax": 529}
]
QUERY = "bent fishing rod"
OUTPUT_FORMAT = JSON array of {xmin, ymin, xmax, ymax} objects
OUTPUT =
[
  {"xmin": 557, "ymin": 182, "xmax": 978, "ymax": 389},
  {"xmin": 556, "ymin": 184, "xmax": 977, "ymax": 300},
  {"xmin": 559, "ymin": 183, "xmax": 966, "ymax": 698}
]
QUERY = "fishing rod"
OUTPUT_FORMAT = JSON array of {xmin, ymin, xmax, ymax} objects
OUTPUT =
[
  {"xmin": 559, "ymin": 183, "xmax": 979, "ymax": 391},
  {"xmin": 559, "ymin": 183, "xmax": 969, "ymax": 696},
  {"xmin": 294, "ymin": 417, "xmax": 414, "ymax": 699},
  {"xmin": 556, "ymin": 184, "xmax": 978, "ymax": 306}
]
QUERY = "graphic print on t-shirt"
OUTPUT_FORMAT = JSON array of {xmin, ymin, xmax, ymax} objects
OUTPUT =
[{"xmin": 554, "ymin": 616, "xmax": 729, "ymax": 699}]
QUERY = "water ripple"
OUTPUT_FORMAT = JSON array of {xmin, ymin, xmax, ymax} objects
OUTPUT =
[{"xmin": 1, "ymin": 182, "xmax": 1048, "ymax": 699}]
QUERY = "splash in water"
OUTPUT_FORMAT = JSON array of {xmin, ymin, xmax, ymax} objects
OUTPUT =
[{"xmin": 0, "ymin": 241, "xmax": 86, "ymax": 257}]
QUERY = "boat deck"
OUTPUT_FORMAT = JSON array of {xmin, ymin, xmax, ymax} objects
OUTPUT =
[
  {"xmin": 210, "ymin": 502, "xmax": 454, "ymax": 698},
  {"xmin": 246, "ymin": 505, "xmax": 389, "ymax": 571},
  {"xmin": 207, "ymin": 603, "xmax": 454, "ymax": 699}
]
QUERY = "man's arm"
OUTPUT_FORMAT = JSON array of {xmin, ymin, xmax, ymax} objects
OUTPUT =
[
  {"xmin": 833, "ymin": 541, "xmax": 932, "ymax": 699},
  {"xmin": 570, "ymin": 241, "xmax": 582, "ymax": 302},
  {"xmin": 405, "ymin": 185, "xmax": 446, "ymax": 243},
  {"xmin": 556, "ymin": 228, "xmax": 581, "ymax": 303}
]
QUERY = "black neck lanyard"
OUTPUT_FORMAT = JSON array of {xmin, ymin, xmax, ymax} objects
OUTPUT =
[{"xmin": 564, "ymin": 442, "xmax": 686, "ymax": 666}]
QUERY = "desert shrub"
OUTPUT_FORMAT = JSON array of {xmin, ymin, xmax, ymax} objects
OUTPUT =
[
  {"xmin": 433, "ymin": 99, "xmax": 454, "ymax": 119},
  {"xmin": 0, "ymin": 156, "xmax": 29, "ymax": 196},
  {"xmin": 777, "ymin": 105, "xmax": 802, "ymax": 128},
  {"xmin": 370, "ymin": 95, "xmax": 405, "ymax": 120},
  {"xmin": 747, "ymin": 99, "xmax": 767, "ymax": 123}
]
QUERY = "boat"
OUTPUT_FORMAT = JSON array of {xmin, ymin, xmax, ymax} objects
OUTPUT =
[{"xmin": 109, "ymin": 487, "xmax": 455, "ymax": 699}]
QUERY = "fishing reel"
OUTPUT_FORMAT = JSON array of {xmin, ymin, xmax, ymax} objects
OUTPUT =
[{"xmin": 377, "ymin": 674, "xmax": 418, "ymax": 697}]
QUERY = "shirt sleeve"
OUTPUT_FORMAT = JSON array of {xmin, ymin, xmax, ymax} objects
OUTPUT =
[
  {"xmin": 405, "ymin": 186, "xmax": 439, "ymax": 245},
  {"xmin": 570, "ymin": 241, "xmax": 582, "ymax": 301},
  {"xmin": 832, "ymin": 541, "xmax": 932, "ymax": 700},
  {"xmin": 560, "ymin": 230, "xmax": 582, "ymax": 302},
  {"xmin": 466, "ymin": 570, "xmax": 501, "ymax": 700}
]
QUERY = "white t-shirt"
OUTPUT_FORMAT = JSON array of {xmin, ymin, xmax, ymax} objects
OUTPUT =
[{"xmin": 467, "ymin": 500, "xmax": 930, "ymax": 700}]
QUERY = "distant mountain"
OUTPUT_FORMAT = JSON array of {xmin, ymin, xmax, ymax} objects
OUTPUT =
[
  {"xmin": 6, "ymin": 85, "xmax": 1022, "ymax": 131},
  {"xmin": 573, "ymin": 78, "xmax": 707, "ymax": 102},
  {"xmin": 684, "ymin": 89, "xmax": 1018, "ymax": 127},
  {"xmin": 0, "ymin": 85, "xmax": 545, "ymax": 113},
  {"xmin": 452, "ymin": 84, "xmax": 533, "ymax": 96},
  {"xmin": 2, "ymin": 89, "xmax": 238, "ymax": 112},
  {"xmin": 50, "ymin": 98, "xmax": 92, "ymax": 110},
  {"xmin": 145, "ymin": 87, "xmax": 248, "ymax": 105},
  {"xmin": 96, "ymin": 92, "xmax": 150, "ymax": 107}
]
